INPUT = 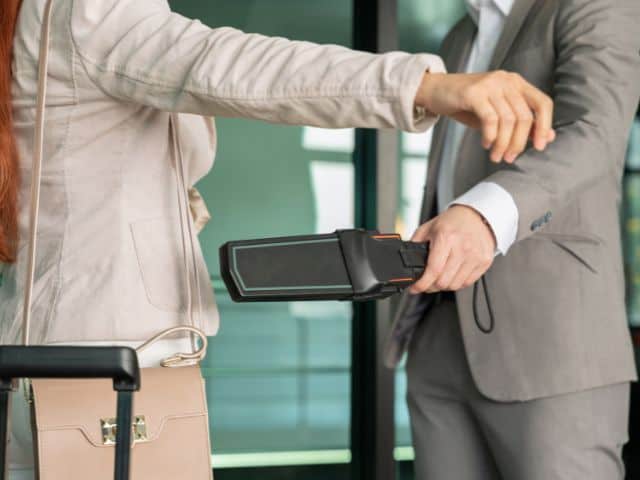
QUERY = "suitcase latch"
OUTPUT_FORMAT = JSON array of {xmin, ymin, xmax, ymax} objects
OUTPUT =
[{"xmin": 101, "ymin": 415, "xmax": 148, "ymax": 445}]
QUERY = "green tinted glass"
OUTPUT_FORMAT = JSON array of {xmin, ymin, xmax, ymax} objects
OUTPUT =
[
  {"xmin": 625, "ymin": 119, "xmax": 640, "ymax": 327},
  {"xmin": 169, "ymin": 0, "xmax": 354, "ymax": 465}
]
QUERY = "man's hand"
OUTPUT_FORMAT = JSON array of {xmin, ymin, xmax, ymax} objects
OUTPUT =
[
  {"xmin": 415, "ymin": 71, "xmax": 556, "ymax": 163},
  {"xmin": 409, "ymin": 205, "xmax": 496, "ymax": 294}
]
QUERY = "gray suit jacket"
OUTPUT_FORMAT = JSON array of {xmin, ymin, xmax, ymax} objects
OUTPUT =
[{"xmin": 386, "ymin": 0, "xmax": 640, "ymax": 402}]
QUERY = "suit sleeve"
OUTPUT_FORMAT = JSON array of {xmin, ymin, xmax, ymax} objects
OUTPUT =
[
  {"xmin": 484, "ymin": 0, "xmax": 640, "ymax": 242},
  {"xmin": 69, "ymin": 0, "xmax": 445, "ymax": 132}
]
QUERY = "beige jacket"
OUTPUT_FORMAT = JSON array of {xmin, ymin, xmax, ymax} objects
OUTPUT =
[{"xmin": 0, "ymin": 0, "xmax": 445, "ymax": 344}]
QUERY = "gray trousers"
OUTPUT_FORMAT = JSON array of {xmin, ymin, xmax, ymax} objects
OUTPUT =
[{"xmin": 406, "ymin": 299, "xmax": 630, "ymax": 480}]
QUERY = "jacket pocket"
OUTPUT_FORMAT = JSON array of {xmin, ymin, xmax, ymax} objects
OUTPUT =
[
  {"xmin": 130, "ymin": 217, "xmax": 187, "ymax": 312},
  {"xmin": 538, "ymin": 233, "xmax": 602, "ymax": 274}
]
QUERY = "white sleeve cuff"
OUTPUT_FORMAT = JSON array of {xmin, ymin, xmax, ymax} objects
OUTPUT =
[{"xmin": 450, "ymin": 182, "xmax": 519, "ymax": 255}]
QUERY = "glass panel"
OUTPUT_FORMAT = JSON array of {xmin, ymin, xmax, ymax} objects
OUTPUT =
[
  {"xmin": 626, "ymin": 117, "xmax": 640, "ymax": 171},
  {"xmin": 394, "ymin": 1, "xmax": 466, "ymax": 468},
  {"xmin": 625, "ymin": 118, "xmax": 640, "ymax": 326},
  {"xmin": 168, "ymin": 0, "xmax": 354, "ymax": 465},
  {"xmin": 396, "ymin": 133, "xmax": 433, "ymax": 237}
]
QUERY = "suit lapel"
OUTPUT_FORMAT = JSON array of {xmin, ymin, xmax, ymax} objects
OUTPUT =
[
  {"xmin": 430, "ymin": 16, "xmax": 477, "ymax": 156},
  {"xmin": 452, "ymin": 0, "xmax": 539, "ymax": 195},
  {"xmin": 420, "ymin": 17, "xmax": 477, "ymax": 222},
  {"xmin": 489, "ymin": 0, "xmax": 537, "ymax": 69},
  {"xmin": 442, "ymin": 16, "xmax": 478, "ymax": 88}
]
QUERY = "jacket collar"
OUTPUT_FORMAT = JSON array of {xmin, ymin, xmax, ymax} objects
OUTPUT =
[
  {"xmin": 466, "ymin": 0, "xmax": 516, "ymax": 23},
  {"xmin": 488, "ymin": 0, "xmax": 537, "ymax": 69}
]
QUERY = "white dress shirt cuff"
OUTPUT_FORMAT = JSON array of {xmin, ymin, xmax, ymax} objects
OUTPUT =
[{"xmin": 450, "ymin": 181, "xmax": 519, "ymax": 255}]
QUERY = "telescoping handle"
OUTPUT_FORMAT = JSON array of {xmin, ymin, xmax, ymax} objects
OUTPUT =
[{"xmin": 0, "ymin": 346, "xmax": 141, "ymax": 480}]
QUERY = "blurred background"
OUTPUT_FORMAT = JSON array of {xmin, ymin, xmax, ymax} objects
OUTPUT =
[{"xmin": 162, "ymin": 1, "xmax": 640, "ymax": 479}]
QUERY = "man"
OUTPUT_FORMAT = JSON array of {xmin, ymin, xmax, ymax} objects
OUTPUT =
[{"xmin": 386, "ymin": 0, "xmax": 640, "ymax": 478}]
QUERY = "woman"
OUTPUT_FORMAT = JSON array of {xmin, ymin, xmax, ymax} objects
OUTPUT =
[{"xmin": 0, "ymin": 0, "xmax": 554, "ymax": 478}]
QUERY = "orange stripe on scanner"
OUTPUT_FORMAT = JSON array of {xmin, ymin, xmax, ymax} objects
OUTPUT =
[
  {"xmin": 372, "ymin": 234, "xmax": 401, "ymax": 240},
  {"xmin": 389, "ymin": 278, "xmax": 414, "ymax": 283}
]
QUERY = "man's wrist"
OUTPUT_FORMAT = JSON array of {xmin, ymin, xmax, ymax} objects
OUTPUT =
[
  {"xmin": 450, "ymin": 182, "xmax": 519, "ymax": 255},
  {"xmin": 449, "ymin": 204, "xmax": 497, "ymax": 252}
]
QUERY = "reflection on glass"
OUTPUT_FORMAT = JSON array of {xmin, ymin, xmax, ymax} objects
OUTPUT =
[
  {"xmin": 625, "ymin": 119, "xmax": 640, "ymax": 326},
  {"xmin": 202, "ymin": 120, "xmax": 354, "ymax": 459},
  {"xmin": 397, "ymin": 130, "xmax": 433, "ymax": 238},
  {"xmin": 303, "ymin": 127, "xmax": 355, "ymax": 154},
  {"xmin": 399, "ymin": 0, "xmax": 467, "ymax": 53},
  {"xmin": 168, "ymin": 0, "xmax": 355, "ymax": 466},
  {"xmin": 310, "ymin": 161, "xmax": 355, "ymax": 232},
  {"xmin": 627, "ymin": 120, "xmax": 640, "ymax": 170}
]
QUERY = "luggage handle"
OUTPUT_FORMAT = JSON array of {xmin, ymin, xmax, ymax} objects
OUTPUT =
[
  {"xmin": 0, "ymin": 346, "xmax": 140, "ymax": 391},
  {"xmin": 0, "ymin": 346, "xmax": 141, "ymax": 480}
]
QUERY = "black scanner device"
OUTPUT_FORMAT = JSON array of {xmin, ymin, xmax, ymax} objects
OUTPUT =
[{"xmin": 219, "ymin": 229, "xmax": 428, "ymax": 302}]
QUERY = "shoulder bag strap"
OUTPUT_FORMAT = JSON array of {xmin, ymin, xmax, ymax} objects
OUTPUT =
[{"xmin": 25, "ymin": 0, "xmax": 207, "ymax": 366}]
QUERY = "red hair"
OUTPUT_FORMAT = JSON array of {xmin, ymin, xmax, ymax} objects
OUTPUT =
[{"xmin": 0, "ymin": 0, "xmax": 22, "ymax": 263}]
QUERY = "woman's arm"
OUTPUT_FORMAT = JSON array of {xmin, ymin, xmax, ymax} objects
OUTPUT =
[
  {"xmin": 70, "ymin": 0, "xmax": 554, "ymax": 153},
  {"xmin": 70, "ymin": 0, "xmax": 443, "ymax": 132}
]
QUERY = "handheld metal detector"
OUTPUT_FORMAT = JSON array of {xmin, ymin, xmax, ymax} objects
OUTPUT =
[{"xmin": 219, "ymin": 229, "xmax": 428, "ymax": 302}]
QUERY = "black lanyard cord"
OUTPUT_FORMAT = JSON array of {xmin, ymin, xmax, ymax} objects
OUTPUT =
[{"xmin": 472, "ymin": 275, "xmax": 495, "ymax": 334}]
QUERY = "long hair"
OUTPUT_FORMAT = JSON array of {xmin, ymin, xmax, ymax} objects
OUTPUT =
[{"xmin": 0, "ymin": 0, "xmax": 22, "ymax": 263}]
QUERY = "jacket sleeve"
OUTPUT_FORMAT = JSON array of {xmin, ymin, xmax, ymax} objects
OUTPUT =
[
  {"xmin": 69, "ymin": 0, "xmax": 446, "ymax": 132},
  {"xmin": 484, "ymin": 0, "xmax": 640, "ymax": 243}
]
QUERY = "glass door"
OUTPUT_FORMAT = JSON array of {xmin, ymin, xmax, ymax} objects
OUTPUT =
[{"xmin": 168, "ymin": 1, "xmax": 355, "ymax": 477}]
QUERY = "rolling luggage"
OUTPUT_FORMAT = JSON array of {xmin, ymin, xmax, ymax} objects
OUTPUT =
[{"xmin": 0, "ymin": 345, "xmax": 141, "ymax": 480}]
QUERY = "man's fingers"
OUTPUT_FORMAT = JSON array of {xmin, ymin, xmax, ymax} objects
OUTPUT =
[
  {"xmin": 504, "ymin": 92, "xmax": 534, "ymax": 163},
  {"xmin": 469, "ymin": 98, "xmax": 499, "ymax": 149},
  {"xmin": 463, "ymin": 265, "xmax": 490, "ymax": 288},
  {"xmin": 430, "ymin": 253, "xmax": 464, "ymax": 292},
  {"xmin": 448, "ymin": 262, "xmax": 476, "ymax": 291},
  {"xmin": 411, "ymin": 220, "xmax": 433, "ymax": 243},
  {"xmin": 522, "ymin": 83, "xmax": 554, "ymax": 151},
  {"xmin": 489, "ymin": 95, "xmax": 516, "ymax": 163},
  {"xmin": 529, "ymin": 126, "xmax": 556, "ymax": 142},
  {"xmin": 410, "ymin": 239, "xmax": 451, "ymax": 294}
]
